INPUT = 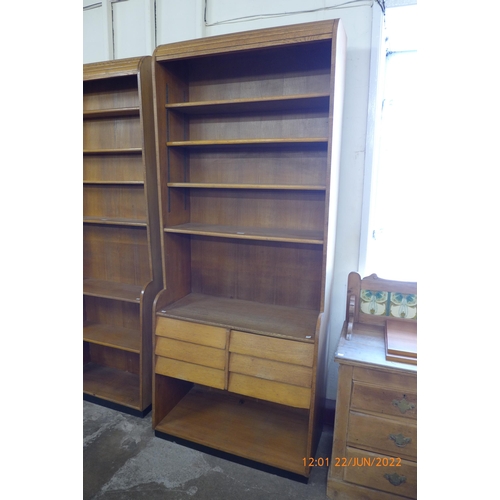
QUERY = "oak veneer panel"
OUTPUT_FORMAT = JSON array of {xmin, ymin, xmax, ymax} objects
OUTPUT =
[
  {"xmin": 171, "ymin": 110, "xmax": 329, "ymax": 143},
  {"xmin": 229, "ymin": 330, "xmax": 314, "ymax": 366},
  {"xmin": 229, "ymin": 353, "xmax": 312, "ymax": 388},
  {"xmin": 84, "ymin": 295, "xmax": 140, "ymax": 329},
  {"xmin": 83, "ymin": 154, "xmax": 144, "ymax": 183},
  {"xmin": 83, "ymin": 72, "xmax": 139, "ymax": 109},
  {"xmin": 83, "ymin": 225, "xmax": 151, "ymax": 286},
  {"xmin": 86, "ymin": 343, "xmax": 140, "ymax": 375},
  {"xmin": 155, "ymin": 337, "xmax": 226, "ymax": 370},
  {"xmin": 84, "ymin": 322, "xmax": 141, "ymax": 353},
  {"xmin": 83, "ymin": 184, "xmax": 146, "ymax": 221},
  {"xmin": 172, "ymin": 144, "xmax": 327, "ymax": 190},
  {"xmin": 228, "ymin": 372, "xmax": 311, "ymax": 409},
  {"xmin": 188, "ymin": 188, "xmax": 325, "ymax": 233},
  {"xmin": 155, "ymin": 317, "xmax": 227, "ymax": 348},
  {"xmin": 190, "ymin": 238, "xmax": 323, "ymax": 310},
  {"xmin": 155, "ymin": 357, "xmax": 225, "ymax": 390},
  {"xmin": 83, "ymin": 116, "xmax": 142, "ymax": 150},
  {"xmin": 155, "ymin": 386, "xmax": 309, "ymax": 476},
  {"xmin": 347, "ymin": 411, "xmax": 417, "ymax": 461}
]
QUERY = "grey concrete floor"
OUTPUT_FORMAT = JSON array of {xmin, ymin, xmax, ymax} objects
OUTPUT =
[{"xmin": 84, "ymin": 400, "xmax": 333, "ymax": 500}]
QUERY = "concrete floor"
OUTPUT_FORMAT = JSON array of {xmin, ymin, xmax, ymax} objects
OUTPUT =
[{"xmin": 84, "ymin": 400, "xmax": 333, "ymax": 500}]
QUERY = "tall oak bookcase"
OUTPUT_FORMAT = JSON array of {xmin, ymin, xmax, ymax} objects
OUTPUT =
[
  {"xmin": 151, "ymin": 20, "xmax": 346, "ymax": 476},
  {"xmin": 83, "ymin": 57, "xmax": 162, "ymax": 416}
]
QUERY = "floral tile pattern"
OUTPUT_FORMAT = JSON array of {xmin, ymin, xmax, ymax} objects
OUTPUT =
[{"xmin": 360, "ymin": 290, "xmax": 417, "ymax": 319}]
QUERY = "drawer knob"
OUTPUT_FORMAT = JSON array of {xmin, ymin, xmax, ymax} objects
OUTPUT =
[
  {"xmin": 392, "ymin": 395, "xmax": 415, "ymax": 414},
  {"xmin": 384, "ymin": 472, "xmax": 407, "ymax": 486},
  {"xmin": 389, "ymin": 432, "xmax": 412, "ymax": 447}
]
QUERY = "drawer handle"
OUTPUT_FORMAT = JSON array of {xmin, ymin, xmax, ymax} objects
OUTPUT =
[
  {"xmin": 392, "ymin": 395, "xmax": 415, "ymax": 414},
  {"xmin": 389, "ymin": 433, "xmax": 412, "ymax": 447},
  {"xmin": 384, "ymin": 472, "xmax": 407, "ymax": 487}
]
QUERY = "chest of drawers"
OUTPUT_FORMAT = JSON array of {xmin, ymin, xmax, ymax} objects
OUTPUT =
[{"xmin": 327, "ymin": 323, "xmax": 417, "ymax": 499}]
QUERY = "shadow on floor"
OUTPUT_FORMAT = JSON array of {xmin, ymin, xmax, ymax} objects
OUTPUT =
[{"xmin": 84, "ymin": 401, "xmax": 333, "ymax": 500}]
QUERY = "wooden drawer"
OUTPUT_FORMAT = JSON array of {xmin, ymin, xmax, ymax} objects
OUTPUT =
[
  {"xmin": 155, "ymin": 356, "xmax": 225, "ymax": 390},
  {"xmin": 156, "ymin": 337, "xmax": 226, "ymax": 370},
  {"xmin": 228, "ymin": 372, "xmax": 311, "ymax": 409},
  {"xmin": 348, "ymin": 412, "xmax": 417, "ymax": 461},
  {"xmin": 351, "ymin": 382, "xmax": 417, "ymax": 420},
  {"xmin": 353, "ymin": 367, "xmax": 417, "ymax": 393},
  {"xmin": 229, "ymin": 330, "xmax": 314, "ymax": 367},
  {"xmin": 343, "ymin": 447, "xmax": 417, "ymax": 499},
  {"xmin": 156, "ymin": 317, "xmax": 227, "ymax": 349},
  {"xmin": 228, "ymin": 330, "xmax": 313, "ymax": 408},
  {"xmin": 229, "ymin": 352, "xmax": 312, "ymax": 388}
]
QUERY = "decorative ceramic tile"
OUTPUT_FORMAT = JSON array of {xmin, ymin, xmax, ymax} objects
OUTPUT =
[
  {"xmin": 360, "ymin": 290, "xmax": 389, "ymax": 316},
  {"xmin": 360, "ymin": 290, "xmax": 417, "ymax": 319},
  {"xmin": 389, "ymin": 293, "xmax": 417, "ymax": 319}
]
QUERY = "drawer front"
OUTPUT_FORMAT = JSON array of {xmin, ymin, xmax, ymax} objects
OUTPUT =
[
  {"xmin": 229, "ymin": 330, "xmax": 314, "ymax": 367},
  {"xmin": 156, "ymin": 317, "xmax": 227, "ymax": 349},
  {"xmin": 155, "ymin": 356, "xmax": 225, "ymax": 390},
  {"xmin": 156, "ymin": 337, "xmax": 226, "ymax": 370},
  {"xmin": 351, "ymin": 382, "xmax": 417, "ymax": 420},
  {"xmin": 228, "ymin": 372, "xmax": 311, "ymax": 409},
  {"xmin": 229, "ymin": 352, "xmax": 312, "ymax": 388},
  {"xmin": 348, "ymin": 412, "xmax": 417, "ymax": 461},
  {"xmin": 353, "ymin": 367, "xmax": 416, "ymax": 393},
  {"xmin": 343, "ymin": 447, "xmax": 417, "ymax": 499}
]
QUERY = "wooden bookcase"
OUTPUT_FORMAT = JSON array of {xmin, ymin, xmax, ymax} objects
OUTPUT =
[
  {"xmin": 151, "ymin": 20, "xmax": 346, "ymax": 476},
  {"xmin": 83, "ymin": 57, "xmax": 162, "ymax": 416}
]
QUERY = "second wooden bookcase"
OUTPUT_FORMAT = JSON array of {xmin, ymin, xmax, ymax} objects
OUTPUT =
[
  {"xmin": 151, "ymin": 20, "xmax": 346, "ymax": 477},
  {"xmin": 83, "ymin": 57, "xmax": 162, "ymax": 416}
]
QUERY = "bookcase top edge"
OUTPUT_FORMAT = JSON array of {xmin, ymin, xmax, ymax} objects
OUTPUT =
[
  {"xmin": 84, "ymin": 56, "xmax": 151, "ymax": 81},
  {"xmin": 154, "ymin": 19, "xmax": 339, "ymax": 62}
]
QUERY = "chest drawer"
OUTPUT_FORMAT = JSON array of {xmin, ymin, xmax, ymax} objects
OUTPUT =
[
  {"xmin": 343, "ymin": 447, "xmax": 417, "ymax": 499},
  {"xmin": 155, "ymin": 317, "xmax": 227, "ymax": 390},
  {"xmin": 351, "ymin": 382, "xmax": 417, "ymax": 420},
  {"xmin": 348, "ymin": 411, "xmax": 417, "ymax": 461},
  {"xmin": 156, "ymin": 337, "xmax": 226, "ymax": 370},
  {"xmin": 229, "ymin": 330, "xmax": 314, "ymax": 367},
  {"xmin": 228, "ymin": 330, "xmax": 314, "ymax": 409},
  {"xmin": 155, "ymin": 356, "xmax": 225, "ymax": 390},
  {"xmin": 156, "ymin": 317, "xmax": 227, "ymax": 349}
]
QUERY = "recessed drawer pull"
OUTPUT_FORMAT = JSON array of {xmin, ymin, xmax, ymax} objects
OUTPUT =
[
  {"xmin": 392, "ymin": 395, "xmax": 415, "ymax": 414},
  {"xmin": 389, "ymin": 432, "xmax": 412, "ymax": 447},
  {"xmin": 384, "ymin": 472, "xmax": 407, "ymax": 487}
]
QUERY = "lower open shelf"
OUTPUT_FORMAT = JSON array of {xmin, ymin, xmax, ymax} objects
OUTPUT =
[
  {"xmin": 154, "ymin": 384, "xmax": 310, "ymax": 476},
  {"xmin": 84, "ymin": 362, "xmax": 140, "ymax": 410}
]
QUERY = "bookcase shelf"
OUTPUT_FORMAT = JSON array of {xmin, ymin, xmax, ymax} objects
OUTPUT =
[
  {"xmin": 83, "ymin": 57, "xmax": 162, "ymax": 416},
  {"xmin": 163, "ymin": 223, "xmax": 324, "ymax": 245},
  {"xmin": 166, "ymin": 183, "xmax": 326, "ymax": 190},
  {"xmin": 151, "ymin": 20, "xmax": 346, "ymax": 476},
  {"xmin": 84, "ymin": 107, "xmax": 140, "ymax": 119},
  {"xmin": 165, "ymin": 93, "xmax": 329, "ymax": 114}
]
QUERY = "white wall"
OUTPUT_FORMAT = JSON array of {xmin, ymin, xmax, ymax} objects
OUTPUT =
[{"xmin": 83, "ymin": 0, "xmax": 385, "ymax": 400}]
